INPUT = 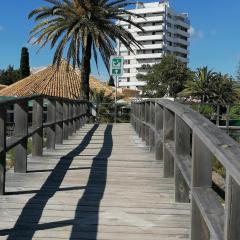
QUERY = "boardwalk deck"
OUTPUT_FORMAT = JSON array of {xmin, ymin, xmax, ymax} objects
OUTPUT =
[{"xmin": 0, "ymin": 123, "xmax": 190, "ymax": 240}]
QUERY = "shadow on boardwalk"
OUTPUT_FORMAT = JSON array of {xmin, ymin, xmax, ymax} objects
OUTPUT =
[{"xmin": 0, "ymin": 124, "xmax": 113, "ymax": 240}]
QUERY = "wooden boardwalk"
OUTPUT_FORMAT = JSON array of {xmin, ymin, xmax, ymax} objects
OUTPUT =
[{"xmin": 0, "ymin": 124, "xmax": 190, "ymax": 240}]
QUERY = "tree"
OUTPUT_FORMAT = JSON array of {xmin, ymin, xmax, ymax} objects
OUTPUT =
[
  {"xmin": 28, "ymin": 0, "xmax": 142, "ymax": 100},
  {"xmin": 0, "ymin": 65, "xmax": 21, "ymax": 85},
  {"xmin": 142, "ymin": 55, "xmax": 192, "ymax": 98},
  {"xmin": 179, "ymin": 67, "xmax": 216, "ymax": 102},
  {"xmin": 108, "ymin": 76, "xmax": 115, "ymax": 87},
  {"xmin": 20, "ymin": 47, "xmax": 30, "ymax": 78},
  {"xmin": 179, "ymin": 67, "xmax": 238, "ymax": 104}
]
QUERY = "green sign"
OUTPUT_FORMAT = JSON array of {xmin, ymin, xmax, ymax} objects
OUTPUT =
[{"xmin": 110, "ymin": 56, "xmax": 124, "ymax": 76}]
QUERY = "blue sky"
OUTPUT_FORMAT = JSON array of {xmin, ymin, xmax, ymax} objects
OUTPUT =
[{"xmin": 0, "ymin": 0, "xmax": 239, "ymax": 81}]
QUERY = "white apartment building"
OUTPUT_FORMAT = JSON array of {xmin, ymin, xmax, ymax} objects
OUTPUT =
[{"xmin": 117, "ymin": 1, "xmax": 190, "ymax": 89}]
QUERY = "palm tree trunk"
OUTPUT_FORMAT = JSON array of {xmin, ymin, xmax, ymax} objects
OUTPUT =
[{"xmin": 81, "ymin": 34, "xmax": 92, "ymax": 101}]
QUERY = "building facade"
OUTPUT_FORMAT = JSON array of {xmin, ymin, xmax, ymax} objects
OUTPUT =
[{"xmin": 117, "ymin": 1, "xmax": 190, "ymax": 89}]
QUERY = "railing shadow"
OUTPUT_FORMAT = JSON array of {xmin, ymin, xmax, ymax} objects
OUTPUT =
[{"xmin": 0, "ymin": 124, "xmax": 113, "ymax": 239}]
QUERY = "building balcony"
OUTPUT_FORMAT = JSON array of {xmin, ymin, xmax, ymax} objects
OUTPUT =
[
  {"xmin": 122, "ymin": 72, "xmax": 138, "ymax": 78},
  {"xmin": 123, "ymin": 62, "xmax": 157, "ymax": 69},
  {"xmin": 176, "ymin": 56, "xmax": 189, "ymax": 63},
  {"xmin": 129, "ymin": 6, "xmax": 165, "ymax": 15},
  {"xmin": 133, "ymin": 15, "xmax": 164, "ymax": 24},
  {"xmin": 124, "ymin": 53, "xmax": 163, "ymax": 60},
  {"xmin": 134, "ymin": 34, "xmax": 163, "ymax": 41},
  {"xmin": 131, "ymin": 25, "xmax": 164, "ymax": 33},
  {"xmin": 120, "ymin": 43, "xmax": 163, "ymax": 52}
]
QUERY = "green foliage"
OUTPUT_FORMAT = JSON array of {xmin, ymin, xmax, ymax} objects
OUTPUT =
[
  {"xmin": 20, "ymin": 47, "xmax": 30, "ymax": 78},
  {"xmin": 28, "ymin": 0, "xmax": 143, "ymax": 100},
  {"xmin": 191, "ymin": 104, "xmax": 215, "ymax": 117},
  {"xmin": 212, "ymin": 156, "xmax": 226, "ymax": 179},
  {"xmin": 108, "ymin": 76, "xmax": 115, "ymax": 87},
  {"xmin": 0, "ymin": 65, "xmax": 21, "ymax": 85},
  {"xmin": 229, "ymin": 105, "xmax": 240, "ymax": 119},
  {"xmin": 180, "ymin": 67, "xmax": 238, "ymax": 104},
  {"xmin": 142, "ymin": 55, "xmax": 192, "ymax": 98}
]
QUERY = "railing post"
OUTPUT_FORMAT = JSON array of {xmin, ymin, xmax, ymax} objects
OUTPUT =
[
  {"xmin": 76, "ymin": 102, "xmax": 80, "ymax": 130},
  {"xmin": 191, "ymin": 133, "xmax": 212, "ymax": 240},
  {"xmin": 137, "ymin": 103, "xmax": 140, "ymax": 137},
  {"xmin": 63, "ymin": 101, "xmax": 69, "ymax": 140},
  {"xmin": 72, "ymin": 103, "xmax": 77, "ymax": 133},
  {"xmin": 55, "ymin": 100, "xmax": 63, "ymax": 144},
  {"xmin": 68, "ymin": 103, "xmax": 73, "ymax": 136},
  {"xmin": 163, "ymin": 108, "xmax": 175, "ymax": 178},
  {"xmin": 145, "ymin": 101, "xmax": 150, "ymax": 146},
  {"xmin": 155, "ymin": 103, "xmax": 163, "ymax": 161},
  {"xmin": 32, "ymin": 98, "xmax": 43, "ymax": 156},
  {"xmin": 46, "ymin": 99, "xmax": 56, "ymax": 149},
  {"xmin": 14, "ymin": 101, "xmax": 28, "ymax": 173},
  {"xmin": 141, "ymin": 102, "xmax": 145, "ymax": 141},
  {"xmin": 0, "ymin": 106, "xmax": 6, "ymax": 195},
  {"xmin": 149, "ymin": 101, "xmax": 155, "ymax": 151},
  {"xmin": 224, "ymin": 174, "xmax": 240, "ymax": 239},
  {"xmin": 175, "ymin": 116, "xmax": 191, "ymax": 202}
]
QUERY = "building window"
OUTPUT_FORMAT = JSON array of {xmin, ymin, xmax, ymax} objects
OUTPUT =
[
  {"xmin": 152, "ymin": 22, "xmax": 155, "ymax": 26},
  {"xmin": 152, "ymin": 32, "xmax": 156, "ymax": 35},
  {"xmin": 127, "ymin": 77, "xmax": 130, "ymax": 82},
  {"xmin": 152, "ymin": 41, "xmax": 155, "ymax": 44}
]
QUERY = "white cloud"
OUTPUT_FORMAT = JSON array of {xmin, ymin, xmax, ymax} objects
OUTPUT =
[{"xmin": 189, "ymin": 26, "xmax": 204, "ymax": 39}]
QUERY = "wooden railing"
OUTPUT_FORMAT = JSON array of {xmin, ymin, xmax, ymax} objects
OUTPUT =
[
  {"xmin": 131, "ymin": 99, "xmax": 240, "ymax": 240},
  {"xmin": 0, "ymin": 95, "xmax": 89, "ymax": 195}
]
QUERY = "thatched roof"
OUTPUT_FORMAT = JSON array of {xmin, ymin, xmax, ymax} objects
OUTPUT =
[
  {"xmin": 0, "ymin": 84, "xmax": 7, "ymax": 91},
  {"xmin": 0, "ymin": 60, "xmax": 113, "ymax": 99}
]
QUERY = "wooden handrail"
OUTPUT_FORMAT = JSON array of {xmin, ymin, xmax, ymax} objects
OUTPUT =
[
  {"xmin": 131, "ymin": 99, "xmax": 240, "ymax": 240},
  {"xmin": 0, "ymin": 95, "xmax": 90, "ymax": 195}
]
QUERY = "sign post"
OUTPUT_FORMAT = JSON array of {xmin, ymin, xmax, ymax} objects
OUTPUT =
[{"xmin": 110, "ymin": 56, "xmax": 124, "ymax": 123}]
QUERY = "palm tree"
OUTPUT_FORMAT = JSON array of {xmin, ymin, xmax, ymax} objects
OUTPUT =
[
  {"xmin": 179, "ymin": 66, "xmax": 216, "ymax": 102},
  {"xmin": 180, "ymin": 67, "xmax": 239, "ymax": 104},
  {"xmin": 210, "ymin": 73, "xmax": 238, "ymax": 104},
  {"xmin": 28, "ymin": 0, "xmax": 142, "ymax": 100}
]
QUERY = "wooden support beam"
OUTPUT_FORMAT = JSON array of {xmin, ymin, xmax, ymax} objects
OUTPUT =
[
  {"xmin": 46, "ymin": 99, "xmax": 56, "ymax": 149},
  {"xmin": 224, "ymin": 173, "xmax": 240, "ymax": 239},
  {"xmin": 55, "ymin": 100, "xmax": 63, "ymax": 144},
  {"xmin": 163, "ymin": 108, "xmax": 175, "ymax": 178},
  {"xmin": 0, "ymin": 106, "xmax": 6, "ymax": 195},
  {"xmin": 175, "ymin": 116, "xmax": 191, "ymax": 203},
  {"xmin": 32, "ymin": 98, "xmax": 43, "ymax": 156},
  {"xmin": 191, "ymin": 133, "xmax": 212, "ymax": 240},
  {"xmin": 14, "ymin": 101, "xmax": 28, "ymax": 173},
  {"xmin": 72, "ymin": 103, "xmax": 77, "ymax": 133},
  {"xmin": 63, "ymin": 102, "xmax": 69, "ymax": 140},
  {"xmin": 68, "ymin": 103, "xmax": 73, "ymax": 136},
  {"xmin": 155, "ymin": 103, "xmax": 163, "ymax": 161}
]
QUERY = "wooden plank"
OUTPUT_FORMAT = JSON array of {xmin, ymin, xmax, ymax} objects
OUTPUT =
[
  {"xmin": 192, "ymin": 187, "xmax": 224, "ymax": 240},
  {"xmin": 32, "ymin": 98, "xmax": 43, "ymax": 156},
  {"xmin": 0, "ymin": 124, "xmax": 190, "ymax": 240},
  {"xmin": 14, "ymin": 101, "xmax": 28, "ymax": 173},
  {"xmin": 224, "ymin": 173, "xmax": 240, "ymax": 239},
  {"xmin": 0, "ymin": 106, "xmax": 6, "ymax": 195}
]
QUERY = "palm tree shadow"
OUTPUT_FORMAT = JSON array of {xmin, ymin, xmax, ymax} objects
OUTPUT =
[
  {"xmin": 70, "ymin": 124, "xmax": 113, "ymax": 239},
  {"xmin": 0, "ymin": 124, "xmax": 114, "ymax": 239}
]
